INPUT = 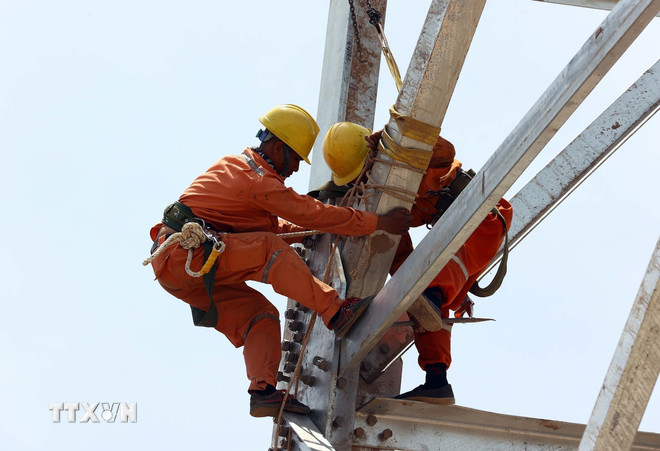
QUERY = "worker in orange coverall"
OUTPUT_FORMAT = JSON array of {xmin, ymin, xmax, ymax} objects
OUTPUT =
[
  {"xmin": 318, "ymin": 122, "xmax": 513, "ymax": 405},
  {"xmin": 147, "ymin": 106, "xmax": 412, "ymax": 418}
]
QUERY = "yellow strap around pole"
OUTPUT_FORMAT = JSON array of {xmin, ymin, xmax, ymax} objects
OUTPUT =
[
  {"xmin": 389, "ymin": 105, "xmax": 441, "ymax": 147},
  {"xmin": 378, "ymin": 127, "xmax": 433, "ymax": 170}
]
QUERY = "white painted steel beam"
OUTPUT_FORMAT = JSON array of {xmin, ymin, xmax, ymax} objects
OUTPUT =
[
  {"xmin": 340, "ymin": 0, "xmax": 660, "ymax": 372},
  {"xmin": 579, "ymin": 237, "xmax": 660, "ymax": 450},
  {"xmin": 308, "ymin": 0, "xmax": 351, "ymax": 189},
  {"xmin": 340, "ymin": 0, "xmax": 487, "ymax": 298},
  {"xmin": 284, "ymin": 412, "xmax": 335, "ymax": 451},
  {"xmin": 485, "ymin": 59, "xmax": 660, "ymax": 273},
  {"xmin": 351, "ymin": 398, "xmax": 660, "ymax": 450},
  {"xmin": 534, "ymin": 0, "xmax": 660, "ymax": 16}
]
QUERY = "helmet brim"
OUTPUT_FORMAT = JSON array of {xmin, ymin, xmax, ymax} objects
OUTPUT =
[{"xmin": 331, "ymin": 161, "xmax": 364, "ymax": 186}]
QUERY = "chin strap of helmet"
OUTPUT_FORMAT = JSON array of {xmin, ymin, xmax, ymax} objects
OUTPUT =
[{"xmin": 282, "ymin": 145, "xmax": 291, "ymax": 178}]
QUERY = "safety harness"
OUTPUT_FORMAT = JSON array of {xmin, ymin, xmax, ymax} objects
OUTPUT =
[
  {"xmin": 145, "ymin": 151, "xmax": 321, "ymax": 328},
  {"xmin": 425, "ymin": 168, "xmax": 510, "ymax": 300},
  {"xmin": 148, "ymin": 201, "xmax": 224, "ymax": 328}
]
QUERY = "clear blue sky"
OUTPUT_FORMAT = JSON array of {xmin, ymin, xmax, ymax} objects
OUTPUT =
[{"xmin": 1, "ymin": 1, "xmax": 658, "ymax": 449}]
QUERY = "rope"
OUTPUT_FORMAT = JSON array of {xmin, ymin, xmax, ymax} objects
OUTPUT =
[
  {"xmin": 276, "ymin": 229, "xmax": 321, "ymax": 239},
  {"xmin": 274, "ymin": 235, "xmax": 341, "ymax": 448},
  {"xmin": 145, "ymin": 225, "xmax": 318, "ymax": 273},
  {"xmin": 339, "ymin": 149, "xmax": 422, "ymax": 209},
  {"xmin": 142, "ymin": 222, "xmax": 225, "ymax": 278},
  {"xmin": 274, "ymin": 312, "xmax": 318, "ymax": 444},
  {"xmin": 338, "ymin": 150, "xmax": 421, "ymax": 281},
  {"xmin": 360, "ymin": 170, "xmax": 419, "ymax": 204}
]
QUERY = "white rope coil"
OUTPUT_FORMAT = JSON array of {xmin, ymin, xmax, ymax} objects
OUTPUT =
[{"xmin": 143, "ymin": 222, "xmax": 225, "ymax": 277}]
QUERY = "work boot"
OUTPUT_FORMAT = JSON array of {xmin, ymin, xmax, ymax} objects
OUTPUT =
[
  {"xmin": 330, "ymin": 295, "xmax": 375, "ymax": 337},
  {"xmin": 395, "ymin": 363, "xmax": 455, "ymax": 405},
  {"xmin": 249, "ymin": 390, "xmax": 311, "ymax": 418},
  {"xmin": 394, "ymin": 383, "xmax": 455, "ymax": 405},
  {"xmin": 422, "ymin": 286, "xmax": 444, "ymax": 309}
]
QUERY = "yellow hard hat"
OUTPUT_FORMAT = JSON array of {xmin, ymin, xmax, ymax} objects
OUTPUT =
[
  {"xmin": 258, "ymin": 104, "xmax": 319, "ymax": 164},
  {"xmin": 322, "ymin": 122, "xmax": 372, "ymax": 186}
]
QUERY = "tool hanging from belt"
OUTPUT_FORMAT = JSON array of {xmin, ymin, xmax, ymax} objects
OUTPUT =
[{"xmin": 144, "ymin": 201, "xmax": 224, "ymax": 328}]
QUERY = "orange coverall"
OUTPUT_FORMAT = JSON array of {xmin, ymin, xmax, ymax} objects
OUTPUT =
[
  {"xmin": 390, "ymin": 137, "xmax": 513, "ymax": 371},
  {"xmin": 149, "ymin": 148, "xmax": 378, "ymax": 391}
]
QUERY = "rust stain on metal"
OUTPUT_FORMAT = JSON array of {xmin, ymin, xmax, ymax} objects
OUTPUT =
[
  {"xmin": 612, "ymin": 121, "xmax": 621, "ymax": 130},
  {"xmin": 371, "ymin": 233, "xmax": 395, "ymax": 254},
  {"xmin": 595, "ymin": 27, "xmax": 604, "ymax": 39},
  {"xmin": 611, "ymin": 412, "xmax": 620, "ymax": 431},
  {"xmin": 539, "ymin": 419, "xmax": 560, "ymax": 430},
  {"xmin": 345, "ymin": 4, "xmax": 381, "ymax": 127}
]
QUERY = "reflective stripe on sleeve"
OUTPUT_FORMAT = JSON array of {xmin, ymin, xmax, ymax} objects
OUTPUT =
[
  {"xmin": 241, "ymin": 153, "xmax": 265, "ymax": 176},
  {"xmin": 451, "ymin": 255, "xmax": 469, "ymax": 281}
]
